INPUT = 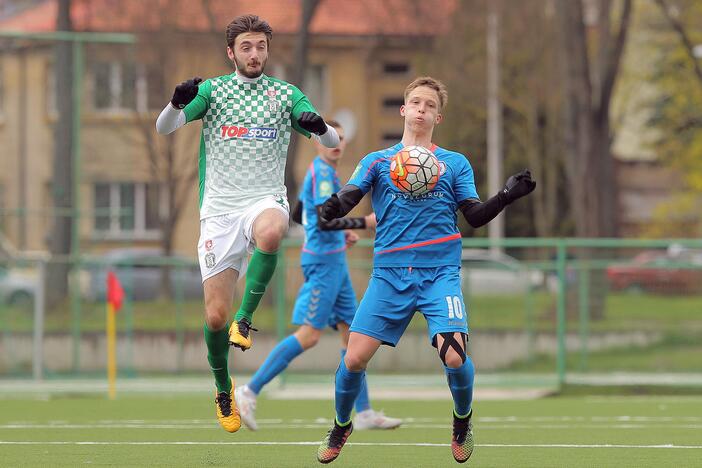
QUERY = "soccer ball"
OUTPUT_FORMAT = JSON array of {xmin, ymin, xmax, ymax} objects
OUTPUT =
[{"xmin": 389, "ymin": 145, "xmax": 440, "ymax": 196}]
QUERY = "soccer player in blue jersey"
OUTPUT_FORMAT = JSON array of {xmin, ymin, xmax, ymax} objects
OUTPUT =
[
  {"xmin": 315, "ymin": 77, "xmax": 536, "ymax": 464},
  {"xmin": 235, "ymin": 121, "xmax": 401, "ymax": 431}
]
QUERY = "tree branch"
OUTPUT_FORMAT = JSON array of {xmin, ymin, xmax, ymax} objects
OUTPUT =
[
  {"xmin": 597, "ymin": 0, "xmax": 633, "ymax": 121},
  {"xmin": 655, "ymin": 0, "xmax": 702, "ymax": 86}
]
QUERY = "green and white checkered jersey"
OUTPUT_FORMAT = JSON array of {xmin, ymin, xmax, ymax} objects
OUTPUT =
[{"xmin": 183, "ymin": 73, "xmax": 318, "ymax": 219}]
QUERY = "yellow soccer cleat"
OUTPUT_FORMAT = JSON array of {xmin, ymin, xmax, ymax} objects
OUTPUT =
[
  {"xmin": 215, "ymin": 377, "xmax": 241, "ymax": 433},
  {"xmin": 228, "ymin": 319, "xmax": 257, "ymax": 351}
]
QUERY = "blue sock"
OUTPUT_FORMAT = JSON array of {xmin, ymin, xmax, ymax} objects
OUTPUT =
[
  {"xmin": 335, "ymin": 357, "xmax": 365, "ymax": 425},
  {"xmin": 444, "ymin": 357, "xmax": 475, "ymax": 417},
  {"xmin": 340, "ymin": 349, "xmax": 371, "ymax": 413},
  {"xmin": 248, "ymin": 335, "xmax": 304, "ymax": 395}
]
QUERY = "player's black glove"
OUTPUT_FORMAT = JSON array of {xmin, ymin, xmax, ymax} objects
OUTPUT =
[
  {"xmin": 501, "ymin": 169, "xmax": 536, "ymax": 204},
  {"xmin": 297, "ymin": 112, "xmax": 328, "ymax": 135},
  {"xmin": 171, "ymin": 77, "xmax": 202, "ymax": 109},
  {"xmin": 320, "ymin": 194, "xmax": 342, "ymax": 222}
]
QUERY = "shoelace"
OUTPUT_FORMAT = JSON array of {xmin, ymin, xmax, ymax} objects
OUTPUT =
[
  {"xmin": 238, "ymin": 319, "xmax": 258, "ymax": 338},
  {"xmin": 216, "ymin": 392, "xmax": 233, "ymax": 417},
  {"xmin": 453, "ymin": 416, "xmax": 470, "ymax": 444},
  {"xmin": 328, "ymin": 424, "xmax": 348, "ymax": 448}
]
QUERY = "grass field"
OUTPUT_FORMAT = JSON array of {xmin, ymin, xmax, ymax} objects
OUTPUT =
[
  {"xmin": 3, "ymin": 292, "xmax": 702, "ymax": 333},
  {"xmin": 1, "ymin": 393, "xmax": 701, "ymax": 467}
]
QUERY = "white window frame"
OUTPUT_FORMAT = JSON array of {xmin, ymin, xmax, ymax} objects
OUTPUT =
[
  {"xmin": 92, "ymin": 61, "xmax": 153, "ymax": 113},
  {"xmin": 93, "ymin": 182, "xmax": 167, "ymax": 240}
]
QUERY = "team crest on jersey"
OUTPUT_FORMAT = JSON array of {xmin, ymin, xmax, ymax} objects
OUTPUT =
[
  {"xmin": 205, "ymin": 252, "xmax": 216, "ymax": 269},
  {"xmin": 205, "ymin": 239, "xmax": 213, "ymax": 251},
  {"xmin": 319, "ymin": 181, "xmax": 333, "ymax": 197},
  {"xmin": 266, "ymin": 88, "xmax": 280, "ymax": 111},
  {"xmin": 439, "ymin": 161, "xmax": 447, "ymax": 175}
]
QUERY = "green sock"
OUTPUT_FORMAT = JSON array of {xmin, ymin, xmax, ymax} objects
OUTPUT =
[
  {"xmin": 235, "ymin": 248, "xmax": 278, "ymax": 323},
  {"xmin": 204, "ymin": 323, "xmax": 231, "ymax": 393}
]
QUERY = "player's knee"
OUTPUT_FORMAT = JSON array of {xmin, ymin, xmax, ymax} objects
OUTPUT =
[
  {"xmin": 442, "ymin": 349, "xmax": 465, "ymax": 369},
  {"xmin": 204, "ymin": 303, "xmax": 229, "ymax": 331},
  {"xmin": 343, "ymin": 353, "xmax": 368, "ymax": 372},
  {"xmin": 435, "ymin": 332, "xmax": 467, "ymax": 368},
  {"xmin": 255, "ymin": 224, "xmax": 287, "ymax": 251},
  {"xmin": 294, "ymin": 328, "xmax": 321, "ymax": 349}
]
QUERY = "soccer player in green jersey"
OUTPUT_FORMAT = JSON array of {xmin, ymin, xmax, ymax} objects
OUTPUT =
[{"xmin": 156, "ymin": 14, "xmax": 340, "ymax": 433}]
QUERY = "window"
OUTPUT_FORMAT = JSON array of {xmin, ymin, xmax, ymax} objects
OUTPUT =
[
  {"xmin": 303, "ymin": 64, "xmax": 328, "ymax": 114},
  {"xmin": 92, "ymin": 61, "xmax": 161, "ymax": 112},
  {"xmin": 381, "ymin": 132, "xmax": 403, "ymax": 148},
  {"xmin": 93, "ymin": 182, "xmax": 165, "ymax": 238},
  {"xmin": 274, "ymin": 64, "xmax": 328, "ymax": 113},
  {"xmin": 383, "ymin": 62, "xmax": 410, "ymax": 75},
  {"xmin": 382, "ymin": 97, "xmax": 405, "ymax": 112}
]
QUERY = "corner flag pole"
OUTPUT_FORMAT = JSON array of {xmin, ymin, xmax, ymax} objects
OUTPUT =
[
  {"xmin": 106, "ymin": 300, "xmax": 117, "ymax": 400},
  {"xmin": 106, "ymin": 271, "xmax": 125, "ymax": 400}
]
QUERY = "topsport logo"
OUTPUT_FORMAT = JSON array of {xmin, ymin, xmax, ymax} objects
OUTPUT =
[{"xmin": 220, "ymin": 125, "xmax": 278, "ymax": 140}]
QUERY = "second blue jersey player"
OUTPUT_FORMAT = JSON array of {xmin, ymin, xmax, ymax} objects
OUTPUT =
[
  {"xmin": 235, "ymin": 121, "xmax": 401, "ymax": 431},
  {"xmin": 315, "ymin": 77, "xmax": 536, "ymax": 464}
]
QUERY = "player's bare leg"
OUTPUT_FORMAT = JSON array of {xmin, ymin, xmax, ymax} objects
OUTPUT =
[
  {"xmin": 230, "ymin": 208, "xmax": 288, "ymax": 351},
  {"xmin": 436, "ymin": 332, "xmax": 474, "ymax": 463},
  {"xmin": 318, "ymin": 332, "xmax": 382, "ymax": 463},
  {"xmin": 203, "ymin": 269, "xmax": 241, "ymax": 432}
]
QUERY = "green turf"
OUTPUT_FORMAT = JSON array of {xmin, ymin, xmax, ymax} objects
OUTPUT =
[
  {"xmin": 3, "ymin": 292, "xmax": 702, "ymax": 334},
  {"xmin": 0, "ymin": 394, "xmax": 700, "ymax": 466},
  {"xmin": 508, "ymin": 333, "xmax": 702, "ymax": 373}
]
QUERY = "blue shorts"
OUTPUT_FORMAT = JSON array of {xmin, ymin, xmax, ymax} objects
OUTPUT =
[
  {"xmin": 350, "ymin": 266, "xmax": 468, "ymax": 347},
  {"xmin": 291, "ymin": 263, "xmax": 357, "ymax": 330}
]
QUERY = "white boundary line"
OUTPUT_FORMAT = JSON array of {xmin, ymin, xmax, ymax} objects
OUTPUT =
[{"xmin": 0, "ymin": 441, "xmax": 701, "ymax": 449}]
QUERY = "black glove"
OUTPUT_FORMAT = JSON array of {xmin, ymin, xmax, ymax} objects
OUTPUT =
[
  {"xmin": 320, "ymin": 194, "xmax": 342, "ymax": 222},
  {"xmin": 297, "ymin": 112, "xmax": 328, "ymax": 135},
  {"xmin": 501, "ymin": 169, "xmax": 536, "ymax": 204},
  {"xmin": 171, "ymin": 77, "xmax": 202, "ymax": 109}
]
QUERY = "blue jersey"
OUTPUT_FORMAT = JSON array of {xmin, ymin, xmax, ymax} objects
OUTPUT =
[
  {"xmin": 300, "ymin": 156, "xmax": 347, "ymax": 265},
  {"xmin": 347, "ymin": 142, "xmax": 479, "ymax": 267}
]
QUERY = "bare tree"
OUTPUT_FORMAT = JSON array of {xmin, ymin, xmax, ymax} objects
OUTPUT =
[
  {"xmin": 556, "ymin": 0, "xmax": 633, "ymax": 318},
  {"xmin": 284, "ymin": 0, "xmax": 322, "ymax": 204},
  {"xmin": 556, "ymin": 0, "xmax": 633, "ymax": 238},
  {"xmin": 46, "ymin": 0, "xmax": 74, "ymax": 306}
]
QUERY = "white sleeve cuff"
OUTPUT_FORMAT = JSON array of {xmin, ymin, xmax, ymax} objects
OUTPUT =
[
  {"xmin": 314, "ymin": 124, "xmax": 340, "ymax": 148},
  {"xmin": 155, "ymin": 103, "xmax": 186, "ymax": 134}
]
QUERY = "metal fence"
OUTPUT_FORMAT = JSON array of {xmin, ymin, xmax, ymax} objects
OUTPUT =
[{"xmin": 2, "ymin": 238, "xmax": 702, "ymax": 389}]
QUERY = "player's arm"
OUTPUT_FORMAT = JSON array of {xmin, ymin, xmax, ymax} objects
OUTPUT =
[
  {"xmin": 315, "ymin": 204, "xmax": 368, "ymax": 230},
  {"xmin": 319, "ymin": 184, "xmax": 364, "ymax": 223},
  {"xmin": 292, "ymin": 194, "xmax": 368, "ymax": 230},
  {"xmin": 290, "ymin": 86, "xmax": 339, "ymax": 147},
  {"xmin": 459, "ymin": 169, "xmax": 536, "ymax": 228},
  {"xmin": 320, "ymin": 154, "xmax": 378, "ymax": 222},
  {"xmin": 155, "ymin": 77, "xmax": 208, "ymax": 134}
]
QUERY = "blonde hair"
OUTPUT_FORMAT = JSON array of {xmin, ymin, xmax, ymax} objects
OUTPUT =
[{"xmin": 404, "ymin": 76, "xmax": 448, "ymax": 110}]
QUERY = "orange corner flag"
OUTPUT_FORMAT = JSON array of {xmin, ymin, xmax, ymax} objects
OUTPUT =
[{"xmin": 106, "ymin": 271, "xmax": 125, "ymax": 312}]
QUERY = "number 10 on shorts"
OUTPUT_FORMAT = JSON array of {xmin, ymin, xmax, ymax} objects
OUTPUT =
[{"xmin": 445, "ymin": 296, "xmax": 464, "ymax": 319}]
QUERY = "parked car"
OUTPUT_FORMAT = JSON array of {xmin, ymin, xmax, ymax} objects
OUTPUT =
[
  {"xmin": 606, "ymin": 251, "xmax": 702, "ymax": 295},
  {"xmin": 0, "ymin": 265, "xmax": 38, "ymax": 307},
  {"xmin": 461, "ymin": 249, "xmax": 544, "ymax": 295},
  {"xmin": 84, "ymin": 248, "xmax": 203, "ymax": 302}
]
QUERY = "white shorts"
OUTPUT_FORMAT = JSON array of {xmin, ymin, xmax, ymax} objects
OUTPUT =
[{"xmin": 197, "ymin": 195, "xmax": 289, "ymax": 282}]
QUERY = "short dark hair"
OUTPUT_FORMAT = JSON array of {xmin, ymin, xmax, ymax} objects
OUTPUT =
[{"xmin": 226, "ymin": 14, "xmax": 273, "ymax": 48}]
